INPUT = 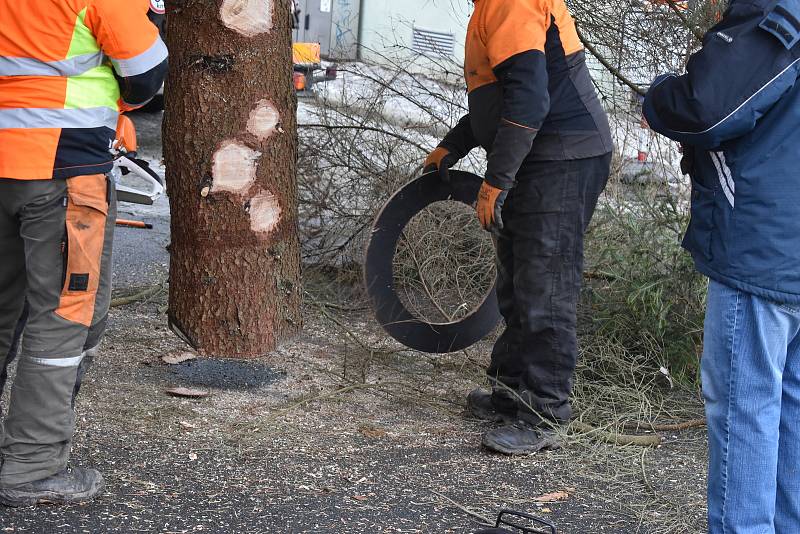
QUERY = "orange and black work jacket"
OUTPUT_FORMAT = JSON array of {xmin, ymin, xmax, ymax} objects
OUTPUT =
[
  {"xmin": 0, "ymin": 0, "xmax": 168, "ymax": 180},
  {"xmin": 441, "ymin": 0, "xmax": 613, "ymax": 190}
]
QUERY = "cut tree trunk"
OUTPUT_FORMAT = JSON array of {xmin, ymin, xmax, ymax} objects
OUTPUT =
[{"xmin": 163, "ymin": 0, "xmax": 301, "ymax": 357}]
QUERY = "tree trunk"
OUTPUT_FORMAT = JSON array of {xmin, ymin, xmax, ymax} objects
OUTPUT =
[{"xmin": 163, "ymin": 0, "xmax": 301, "ymax": 357}]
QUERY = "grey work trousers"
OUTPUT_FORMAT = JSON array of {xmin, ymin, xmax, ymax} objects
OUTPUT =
[
  {"xmin": 0, "ymin": 174, "xmax": 115, "ymax": 487},
  {"xmin": 488, "ymin": 154, "xmax": 612, "ymax": 425}
]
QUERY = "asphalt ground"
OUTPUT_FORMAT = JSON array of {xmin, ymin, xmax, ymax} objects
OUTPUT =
[
  {"xmin": 0, "ymin": 111, "xmax": 708, "ymax": 533},
  {"xmin": 0, "ymin": 291, "xmax": 708, "ymax": 533}
]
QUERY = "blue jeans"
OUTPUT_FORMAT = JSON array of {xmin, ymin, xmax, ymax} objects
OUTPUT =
[{"xmin": 703, "ymin": 279, "xmax": 800, "ymax": 533}]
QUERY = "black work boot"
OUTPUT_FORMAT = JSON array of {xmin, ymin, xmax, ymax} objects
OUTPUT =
[
  {"xmin": 0, "ymin": 467, "xmax": 104, "ymax": 507},
  {"xmin": 482, "ymin": 421, "xmax": 562, "ymax": 455},
  {"xmin": 466, "ymin": 388, "xmax": 515, "ymax": 423}
]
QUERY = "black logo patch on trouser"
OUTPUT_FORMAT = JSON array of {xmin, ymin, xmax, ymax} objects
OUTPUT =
[{"xmin": 68, "ymin": 273, "xmax": 90, "ymax": 292}]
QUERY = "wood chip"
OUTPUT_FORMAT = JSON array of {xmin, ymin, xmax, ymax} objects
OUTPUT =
[
  {"xmin": 162, "ymin": 351, "xmax": 197, "ymax": 365},
  {"xmin": 533, "ymin": 491, "xmax": 569, "ymax": 503},
  {"xmin": 165, "ymin": 387, "xmax": 210, "ymax": 398},
  {"xmin": 358, "ymin": 425, "xmax": 387, "ymax": 439}
]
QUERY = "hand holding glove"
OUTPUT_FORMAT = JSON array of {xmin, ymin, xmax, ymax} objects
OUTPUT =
[
  {"xmin": 476, "ymin": 181, "xmax": 508, "ymax": 234},
  {"xmin": 423, "ymin": 147, "xmax": 459, "ymax": 182}
]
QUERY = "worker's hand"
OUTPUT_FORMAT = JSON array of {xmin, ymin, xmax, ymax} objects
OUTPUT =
[
  {"xmin": 423, "ymin": 147, "xmax": 459, "ymax": 182},
  {"xmin": 476, "ymin": 181, "xmax": 508, "ymax": 234}
]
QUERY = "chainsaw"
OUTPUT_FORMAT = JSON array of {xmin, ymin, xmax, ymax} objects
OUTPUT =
[{"xmin": 111, "ymin": 115, "xmax": 165, "ymax": 206}]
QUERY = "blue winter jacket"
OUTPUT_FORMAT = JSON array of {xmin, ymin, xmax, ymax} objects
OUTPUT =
[{"xmin": 644, "ymin": 0, "xmax": 800, "ymax": 304}]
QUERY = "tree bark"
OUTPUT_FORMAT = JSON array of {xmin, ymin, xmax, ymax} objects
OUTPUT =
[{"xmin": 164, "ymin": 0, "xmax": 301, "ymax": 357}]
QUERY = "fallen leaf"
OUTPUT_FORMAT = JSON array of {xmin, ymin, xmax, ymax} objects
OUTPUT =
[
  {"xmin": 165, "ymin": 387, "xmax": 210, "ymax": 398},
  {"xmin": 179, "ymin": 421, "xmax": 197, "ymax": 430},
  {"xmin": 358, "ymin": 425, "xmax": 387, "ymax": 439},
  {"xmin": 162, "ymin": 351, "xmax": 197, "ymax": 365},
  {"xmin": 533, "ymin": 491, "xmax": 569, "ymax": 503},
  {"xmin": 351, "ymin": 495, "xmax": 368, "ymax": 501}
]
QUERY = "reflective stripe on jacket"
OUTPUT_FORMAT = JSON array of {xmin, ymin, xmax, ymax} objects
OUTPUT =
[
  {"xmin": 644, "ymin": 0, "xmax": 800, "ymax": 303},
  {"xmin": 0, "ymin": 0, "xmax": 167, "ymax": 180}
]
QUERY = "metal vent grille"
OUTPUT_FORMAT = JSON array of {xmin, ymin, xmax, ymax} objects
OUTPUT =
[{"xmin": 412, "ymin": 27, "xmax": 455, "ymax": 57}]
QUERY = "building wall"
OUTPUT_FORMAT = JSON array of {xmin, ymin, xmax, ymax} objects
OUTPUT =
[
  {"xmin": 329, "ymin": 0, "xmax": 361, "ymax": 60},
  {"xmin": 350, "ymin": 0, "xmax": 618, "ymax": 106},
  {"xmin": 358, "ymin": 0, "xmax": 471, "ymax": 68}
]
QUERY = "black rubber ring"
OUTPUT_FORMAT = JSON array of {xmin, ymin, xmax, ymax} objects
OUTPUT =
[{"xmin": 364, "ymin": 170, "xmax": 501, "ymax": 353}]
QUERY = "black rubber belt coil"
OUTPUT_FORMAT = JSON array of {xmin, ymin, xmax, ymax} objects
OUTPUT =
[{"xmin": 364, "ymin": 170, "xmax": 501, "ymax": 353}]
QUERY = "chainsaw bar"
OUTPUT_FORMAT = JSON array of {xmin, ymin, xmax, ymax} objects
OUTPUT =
[{"xmin": 364, "ymin": 170, "xmax": 501, "ymax": 354}]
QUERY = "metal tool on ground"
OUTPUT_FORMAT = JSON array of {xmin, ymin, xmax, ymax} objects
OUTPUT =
[
  {"xmin": 475, "ymin": 510, "xmax": 557, "ymax": 534},
  {"xmin": 364, "ymin": 170, "xmax": 501, "ymax": 353}
]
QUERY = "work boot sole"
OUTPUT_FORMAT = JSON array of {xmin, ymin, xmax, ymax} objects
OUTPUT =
[
  {"xmin": 0, "ymin": 477, "xmax": 104, "ymax": 507},
  {"xmin": 481, "ymin": 433, "xmax": 563, "ymax": 456}
]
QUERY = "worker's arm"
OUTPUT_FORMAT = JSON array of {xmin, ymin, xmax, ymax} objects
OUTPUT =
[
  {"xmin": 439, "ymin": 114, "xmax": 480, "ymax": 159},
  {"xmin": 483, "ymin": 0, "xmax": 550, "ymax": 190},
  {"xmin": 644, "ymin": 0, "xmax": 800, "ymax": 149},
  {"xmin": 86, "ymin": 0, "xmax": 169, "ymax": 110},
  {"xmin": 423, "ymin": 115, "xmax": 478, "ymax": 181},
  {"xmin": 114, "ymin": 63, "xmax": 167, "ymax": 110}
]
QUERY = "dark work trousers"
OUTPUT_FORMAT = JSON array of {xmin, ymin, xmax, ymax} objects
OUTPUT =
[
  {"xmin": 0, "ymin": 174, "xmax": 115, "ymax": 487},
  {"xmin": 487, "ymin": 153, "xmax": 612, "ymax": 425}
]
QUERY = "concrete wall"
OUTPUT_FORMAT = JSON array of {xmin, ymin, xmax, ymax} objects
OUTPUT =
[
  {"xmin": 358, "ymin": 0, "xmax": 471, "ymax": 67},
  {"xmin": 328, "ymin": 0, "xmax": 361, "ymax": 60}
]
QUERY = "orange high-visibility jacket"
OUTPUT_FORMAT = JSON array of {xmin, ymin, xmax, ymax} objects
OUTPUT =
[
  {"xmin": 440, "ymin": 0, "xmax": 612, "ymax": 190},
  {"xmin": 0, "ymin": 0, "xmax": 167, "ymax": 180}
]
